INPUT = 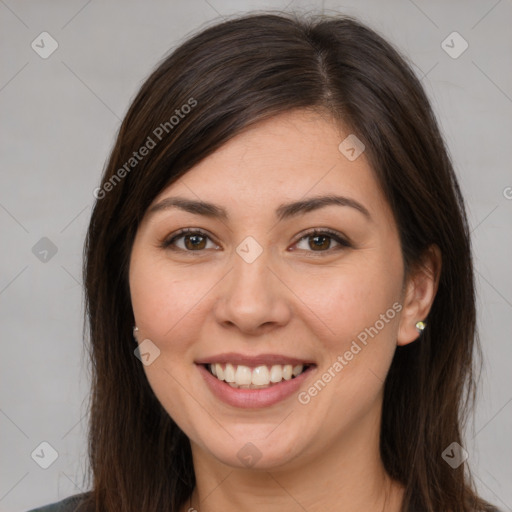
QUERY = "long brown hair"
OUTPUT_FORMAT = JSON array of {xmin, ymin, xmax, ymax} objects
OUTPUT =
[{"xmin": 82, "ymin": 11, "xmax": 495, "ymax": 512}]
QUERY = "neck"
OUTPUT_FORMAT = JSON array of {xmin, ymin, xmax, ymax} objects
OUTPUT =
[{"xmin": 185, "ymin": 401, "xmax": 404, "ymax": 512}]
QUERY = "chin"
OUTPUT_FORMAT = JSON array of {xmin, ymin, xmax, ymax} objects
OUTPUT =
[{"xmin": 193, "ymin": 422, "xmax": 311, "ymax": 470}]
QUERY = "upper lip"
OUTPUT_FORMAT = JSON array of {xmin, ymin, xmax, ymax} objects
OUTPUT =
[{"xmin": 195, "ymin": 352, "xmax": 315, "ymax": 367}]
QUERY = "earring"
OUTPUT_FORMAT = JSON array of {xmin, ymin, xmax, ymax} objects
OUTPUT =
[
  {"xmin": 133, "ymin": 326, "xmax": 139, "ymax": 341},
  {"xmin": 415, "ymin": 321, "xmax": 426, "ymax": 332}
]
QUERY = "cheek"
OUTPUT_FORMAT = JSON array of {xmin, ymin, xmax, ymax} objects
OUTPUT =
[
  {"xmin": 291, "ymin": 268, "xmax": 402, "ymax": 428},
  {"xmin": 289, "ymin": 250, "xmax": 404, "ymax": 417},
  {"xmin": 130, "ymin": 254, "xmax": 211, "ymax": 345},
  {"xmin": 291, "ymin": 258, "xmax": 402, "ymax": 348},
  {"xmin": 129, "ymin": 255, "xmax": 212, "ymax": 433}
]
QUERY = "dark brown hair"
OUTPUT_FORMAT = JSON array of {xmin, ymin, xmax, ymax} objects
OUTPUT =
[{"xmin": 82, "ymin": 11, "xmax": 495, "ymax": 512}]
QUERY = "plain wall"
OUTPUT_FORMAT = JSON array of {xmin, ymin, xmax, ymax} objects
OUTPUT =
[{"xmin": 0, "ymin": 1, "xmax": 511, "ymax": 511}]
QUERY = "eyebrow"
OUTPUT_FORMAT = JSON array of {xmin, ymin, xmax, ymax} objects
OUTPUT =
[{"xmin": 147, "ymin": 194, "xmax": 372, "ymax": 222}]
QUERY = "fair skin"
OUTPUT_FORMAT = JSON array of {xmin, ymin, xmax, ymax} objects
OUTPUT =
[{"xmin": 129, "ymin": 109, "xmax": 441, "ymax": 512}]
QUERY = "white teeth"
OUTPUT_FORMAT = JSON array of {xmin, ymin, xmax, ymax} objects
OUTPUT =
[
  {"xmin": 214, "ymin": 363, "xmax": 224, "ymax": 380},
  {"xmin": 270, "ymin": 365, "xmax": 283, "ymax": 383},
  {"xmin": 292, "ymin": 364, "xmax": 303, "ymax": 377},
  {"xmin": 224, "ymin": 363, "xmax": 236, "ymax": 382},
  {"xmin": 235, "ymin": 365, "xmax": 252, "ymax": 385},
  {"xmin": 251, "ymin": 365, "xmax": 270, "ymax": 385},
  {"xmin": 208, "ymin": 362, "xmax": 307, "ymax": 388}
]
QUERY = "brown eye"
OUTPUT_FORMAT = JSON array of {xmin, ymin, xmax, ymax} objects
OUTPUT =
[
  {"xmin": 183, "ymin": 233, "xmax": 207, "ymax": 250},
  {"xmin": 161, "ymin": 229, "xmax": 219, "ymax": 252},
  {"xmin": 293, "ymin": 229, "xmax": 351, "ymax": 253},
  {"xmin": 308, "ymin": 234, "xmax": 331, "ymax": 251}
]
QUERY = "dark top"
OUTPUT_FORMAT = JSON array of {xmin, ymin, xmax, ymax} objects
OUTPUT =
[
  {"xmin": 27, "ymin": 493, "xmax": 91, "ymax": 512},
  {"xmin": 27, "ymin": 492, "xmax": 504, "ymax": 512}
]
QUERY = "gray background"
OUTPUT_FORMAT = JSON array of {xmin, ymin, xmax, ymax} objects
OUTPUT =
[{"xmin": 0, "ymin": 0, "xmax": 511, "ymax": 511}]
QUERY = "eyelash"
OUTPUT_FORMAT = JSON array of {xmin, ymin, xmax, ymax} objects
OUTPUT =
[{"xmin": 160, "ymin": 228, "xmax": 352, "ymax": 255}]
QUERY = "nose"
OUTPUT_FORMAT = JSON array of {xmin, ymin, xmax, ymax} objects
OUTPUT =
[{"xmin": 213, "ymin": 246, "xmax": 292, "ymax": 336}]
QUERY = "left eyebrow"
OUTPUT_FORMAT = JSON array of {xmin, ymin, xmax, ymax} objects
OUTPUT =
[
  {"xmin": 275, "ymin": 194, "xmax": 372, "ymax": 222},
  {"xmin": 146, "ymin": 194, "xmax": 372, "ymax": 222}
]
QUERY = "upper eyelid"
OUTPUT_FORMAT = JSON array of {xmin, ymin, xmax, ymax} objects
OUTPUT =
[{"xmin": 166, "ymin": 228, "xmax": 219, "ymax": 244}]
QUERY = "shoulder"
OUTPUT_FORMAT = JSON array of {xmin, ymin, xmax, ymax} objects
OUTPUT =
[{"xmin": 26, "ymin": 492, "xmax": 91, "ymax": 512}]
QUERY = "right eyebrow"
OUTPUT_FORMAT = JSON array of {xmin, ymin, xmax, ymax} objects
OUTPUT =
[{"xmin": 147, "ymin": 197, "xmax": 229, "ymax": 220}]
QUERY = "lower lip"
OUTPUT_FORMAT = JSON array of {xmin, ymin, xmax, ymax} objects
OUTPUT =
[{"xmin": 197, "ymin": 364, "xmax": 315, "ymax": 409}]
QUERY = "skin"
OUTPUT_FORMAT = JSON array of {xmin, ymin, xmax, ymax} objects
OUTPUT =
[{"xmin": 129, "ymin": 109, "xmax": 441, "ymax": 512}]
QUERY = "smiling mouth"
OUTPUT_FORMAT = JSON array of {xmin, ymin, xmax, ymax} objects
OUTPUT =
[{"xmin": 205, "ymin": 363, "xmax": 313, "ymax": 389}]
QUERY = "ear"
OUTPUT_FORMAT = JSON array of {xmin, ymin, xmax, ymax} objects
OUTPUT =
[{"xmin": 397, "ymin": 244, "xmax": 442, "ymax": 346}]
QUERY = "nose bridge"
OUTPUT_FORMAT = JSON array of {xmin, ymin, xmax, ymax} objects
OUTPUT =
[
  {"xmin": 233, "ymin": 239, "xmax": 271, "ymax": 293},
  {"xmin": 230, "ymin": 238, "xmax": 274, "ymax": 310}
]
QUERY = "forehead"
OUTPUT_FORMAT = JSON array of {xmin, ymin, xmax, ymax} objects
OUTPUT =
[{"xmin": 149, "ymin": 109, "xmax": 391, "ymax": 223}]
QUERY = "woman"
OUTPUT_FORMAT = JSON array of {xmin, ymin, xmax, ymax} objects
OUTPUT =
[{"xmin": 29, "ymin": 11, "xmax": 501, "ymax": 512}]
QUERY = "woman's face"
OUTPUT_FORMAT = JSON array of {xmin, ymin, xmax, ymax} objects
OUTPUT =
[{"xmin": 129, "ymin": 109, "xmax": 408, "ymax": 470}]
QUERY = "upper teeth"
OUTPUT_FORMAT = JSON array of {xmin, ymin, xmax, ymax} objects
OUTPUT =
[{"xmin": 209, "ymin": 363, "xmax": 305, "ymax": 388}]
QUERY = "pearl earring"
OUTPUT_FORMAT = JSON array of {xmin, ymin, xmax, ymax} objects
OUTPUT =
[
  {"xmin": 133, "ymin": 326, "xmax": 139, "ymax": 341},
  {"xmin": 415, "ymin": 321, "xmax": 426, "ymax": 332}
]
